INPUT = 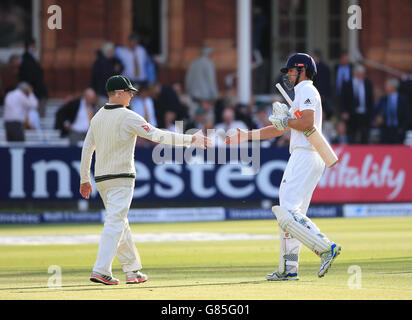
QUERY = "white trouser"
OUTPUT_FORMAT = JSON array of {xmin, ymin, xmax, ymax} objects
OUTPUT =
[
  {"xmin": 93, "ymin": 178, "xmax": 142, "ymax": 276},
  {"xmin": 277, "ymin": 148, "xmax": 326, "ymax": 273}
]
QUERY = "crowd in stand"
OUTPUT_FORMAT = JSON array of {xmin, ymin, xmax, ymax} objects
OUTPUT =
[{"xmin": 1, "ymin": 34, "xmax": 412, "ymax": 147}]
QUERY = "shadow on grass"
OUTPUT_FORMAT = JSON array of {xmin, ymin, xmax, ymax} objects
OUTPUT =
[{"xmin": 1, "ymin": 278, "xmax": 317, "ymax": 294}]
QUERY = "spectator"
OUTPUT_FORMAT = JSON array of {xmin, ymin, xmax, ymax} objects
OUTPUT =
[
  {"xmin": 145, "ymin": 54, "xmax": 157, "ymax": 85},
  {"xmin": 3, "ymin": 82, "xmax": 38, "ymax": 142},
  {"xmin": 252, "ymin": 102, "xmax": 276, "ymax": 147},
  {"xmin": 214, "ymin": 85, "xmax": 238, "ymax": 124},
  {"xmin": 26, "ymin": 105, "xmax": 42, "ymax": 131},
  {"xmin": 115, "ymin": 33, "xmax": 151, "ymax": 83},
  {"xmin": 334, "ymin": 51, "xmax": 353, "ymax": 98},
  {"xmin": 374, "ymin": 78, "xmax": 411, "ymax": 144},
  {"xmin": 312, "ymin": 49, "xmax": 333, "ymax": 118},
  {"xmin": 0, "ymin": 54, "xmax": 21, "ymax": 102},
  {"xmin": 214, "ymin": 108, "xmax": 247, "ymax": 146},
  {"xmin": 185, "ymin": 107, "xmax": 207, "ymax": 132},
  {"xmin": 18, "ymin": 37, "xmax": 48, "ymax": 117},
  {"xmin": 235, "ymin": 103, "xmax": 256, "ymax": 129},
  {"xmin": 152, "ymin": 82, "xmax": 188, "ymax": 129},
  {"xmin": 90, "ymin": 41, "xmax": 124, "ymax": 108},
  {"xmin": 172, "ymin": 82, "xmax": 193, "ymax": 120},
  {"xmin": 185, "ymin": 46, "xmax": 218, "ymax": 116},
  {"xmin": 331, "ymin": 120, "xmax": 349, "ymax": 145},
  {"xmin": 322, "ymin": 111, "xmax": 337, "ymax": 143},
  {"xmin": 341, "ymin": 64, "xmax": 374, "ymax": 144},
  {"xmin": 55, "ymin": 88, "xmax": 97, "ymax": 146},
  {"xmin": 399, "ymin": 71, "xmax": 412, "ymax": 130},
  {"xmin": 130, "ymin": 81, "xmax": 157, "ymax": 127},
  {"xmin": 164, "ymin": 111, "xmax": 181, "ymax": 133},
  {"xmin": 135, "ymin": 27, "xmax": 158, "ymax": 84},
  {"xmin": 253, "ymin": 102, "xmax": 271, "ymax": 129}
]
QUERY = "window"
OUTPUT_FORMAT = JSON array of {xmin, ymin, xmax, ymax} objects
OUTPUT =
[
  {"xmin": 0, "ymin": 0, "xmax": 40, "ymax": 64},
  {"xmin": 132, "ymin": 0, "xmax": 167, "ymax": 63},
  {"xmin": 0, "ymin": 0, "xmax": 32, "ymax": 49},
  {"xmin": 328, "ymin": 0, "xmax": 343, "ymax": 60},
  {"xmin": 277, "ymin": 0, "xmax": 307, "ymax": 62}
]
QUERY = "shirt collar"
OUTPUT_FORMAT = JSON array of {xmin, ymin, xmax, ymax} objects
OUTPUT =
[
  {"xmin": 104, "ymin": 104, "xmax": 125, "ymax": 110},
  {"xmin": 294, "ymin": 80, "xmax": 312, "ymax": 91}
]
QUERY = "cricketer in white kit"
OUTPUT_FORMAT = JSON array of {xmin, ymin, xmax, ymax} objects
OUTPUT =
[
  {"xmin": 226, "ymin": 53, "xmax": 341, "ymax": 281},
  {"xmin": 79, "ymin": 75, "xmax": 211, "ymax": 285}
]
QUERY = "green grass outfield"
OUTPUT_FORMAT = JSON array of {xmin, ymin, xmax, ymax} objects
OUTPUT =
[{"xmin": 0, "ymin": 217, "xmax": 411, "ymax": 300}]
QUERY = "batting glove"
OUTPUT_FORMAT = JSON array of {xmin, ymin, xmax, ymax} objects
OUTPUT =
[
  {"xmin": 272, "ymin": 102, "xmax": 290, "ymax": 118},
  {"xmin": 269, "ymin": 114, "xmax": 289, "ymax": 131}
]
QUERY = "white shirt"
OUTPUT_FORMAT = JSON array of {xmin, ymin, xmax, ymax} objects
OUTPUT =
[
  {"xmin": 115, "ymin": 45, "xmax": 148, "ymax": 82},
  {"xmin": 289, "ymin": 80, "xmax": 322, "ymax": 153},
  {"xmin": 130, "ymin": 96, "xmax": 158, "ymax": 127},
  {"xmin": 71, "ymin": 98, "xmax": 92, "ymax": 133},
  {"xmin": 386, "ymin": 92, "xmax": 399, "ymax": 127},
  {"xmin": 352, "ymin": 78, "xmax": 366, "ymax": 114},
  {"xmin": 3, "ymin": 88, "xmax": 38, "ymax": 123},
  {"xmin": 336, "ymin": 65, "xmax": 351, "ymax": 94},
  {"xmin": 80, "ymin": 105, "xmax": 193, "ymax": 184},
  {"xmin": 185, "ymin": 56, "xmax": 218, "ymax": 100}
]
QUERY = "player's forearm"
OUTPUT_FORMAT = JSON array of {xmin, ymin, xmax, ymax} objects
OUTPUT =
[
  {"xmin": 248, "ymin": 125, "xmax": 288, "ymax": 140},
  {"xmin": 285, "ymin": 109, "xmax": 315, "ymax": 132},
  {"xmin": 79, "ymin": 132, "xmax": 95, "ymax": 184},
  {"xmin": 147, "ymin": 127, "xmax": 193, "ymax": 147},
  {"xmin": 287, "ymin": 117, "xmax": 314, "ymax": 132},
  {"xmin": 79, "ymin": 148, "xmax": 94, "ymax": 184}
]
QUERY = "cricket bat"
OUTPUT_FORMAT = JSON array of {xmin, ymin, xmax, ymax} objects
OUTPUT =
[{"xmin": 275, "ymin": 83, "xmax": 339, "ymax": 168}]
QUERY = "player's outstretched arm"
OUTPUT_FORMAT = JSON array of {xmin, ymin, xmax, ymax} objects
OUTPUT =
[
  {"xmin": 225, "ymin": 126, "xmax": 289, "ymax": 145},
  {"xmin": 127, "ymin": 113, "xmax": 212, "ymax": 148}
]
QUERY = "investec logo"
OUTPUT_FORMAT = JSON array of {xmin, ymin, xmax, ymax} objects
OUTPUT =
[
  {"xmin": 7, "ymin": 148, "xmax": 287, "ymax": 200},
  {"xmin": 8, "ymin": 148, "xmax": 79, "ymax": 198}
]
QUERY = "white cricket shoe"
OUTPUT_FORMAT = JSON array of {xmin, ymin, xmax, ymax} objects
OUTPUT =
[
  {"xmin": 266, "ymin": 271, "xmax": 299, "ymax": 281},
  {"xmin": 266, "ymin": 266, "xmax": 299, "ymax": 281},
  {"xmin": 90, "ymin": 271, "xmax": 120, "ymax": 285},
  {"xmin": 318, "ymin": 243, "xmax": 342, "ymax": 278},
  {"xmin": 126, "ymin": 271, "xmax": 148, "ymax": 284}
]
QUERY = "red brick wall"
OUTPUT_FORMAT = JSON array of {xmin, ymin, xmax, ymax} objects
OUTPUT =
[
  {"xmin": 159, "ymin": 0, "xmax": 237, "ymax": 90},
  {"xmin": 360, "ymin": 0, "xmax": 412, "ymax": 95},
  {"xmin": 41, "ymin": 0, "xmax": 132, "ymax": 98},
  {"xmin": 41, "ymin": 0, "xmax": 237, "ymax": 97},
  {"xmin": 41, "ymin": 0, "xmax": 412, "ymax": 98}
]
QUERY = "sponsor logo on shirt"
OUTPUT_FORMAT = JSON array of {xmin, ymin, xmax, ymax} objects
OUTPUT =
[{"xmin": 141, "ymin": 125, "xmax": 150, "ymax": 132}]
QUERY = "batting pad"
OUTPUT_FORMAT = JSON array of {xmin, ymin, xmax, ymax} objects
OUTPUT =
[
  {"xmin": 272, "ymin": 206, "xmax": 330, "ymax": 255},
  {"xmin": 278, "ymin": 229, "xmax": 300, "ymax": 273}
]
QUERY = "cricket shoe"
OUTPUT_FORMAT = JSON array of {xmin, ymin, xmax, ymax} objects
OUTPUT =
[
  {"xmin": 126, "ymin": 271, "xmax": 148, "ymax": 284},
  {"xmin": 318, "ymin": 243, "xmax": 342, "ymax": 278},
  {"xmin": 90, "ymin": 271, "xmax": 119, "ymax": 285},
  {"xmin": 266, "ymin": 271, "xmax": 299, "ymax": 281}
]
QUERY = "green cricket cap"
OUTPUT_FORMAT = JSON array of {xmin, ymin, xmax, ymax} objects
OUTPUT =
[{"xmin": 105, "ymin": 75, "xmax": 138, "ymax": 93}]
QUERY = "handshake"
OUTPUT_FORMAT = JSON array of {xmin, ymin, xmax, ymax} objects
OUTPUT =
[{"xmin": 269, "ymin": 102, "xmax": 291, "ymax": 131}]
